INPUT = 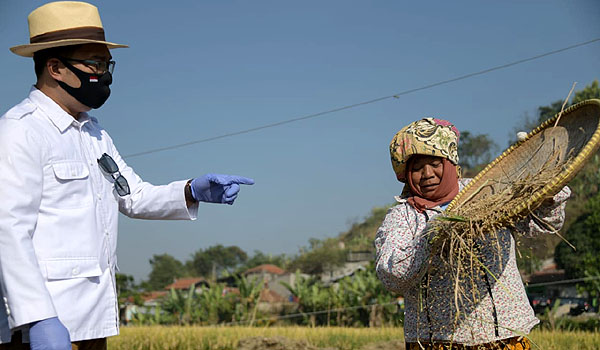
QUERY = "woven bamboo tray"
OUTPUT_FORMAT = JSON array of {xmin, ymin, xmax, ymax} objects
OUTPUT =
[{"xmin": 446, "ymin": 99, "xmax": 600, "ymax": 219}]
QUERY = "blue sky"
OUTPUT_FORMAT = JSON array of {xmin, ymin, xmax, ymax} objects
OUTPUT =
[{"xmin": 1, "ymin": 1, "xmax": 599, "ymax": 281}]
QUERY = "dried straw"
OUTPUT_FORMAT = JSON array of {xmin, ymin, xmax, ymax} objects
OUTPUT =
[
  {"xmin": 419, "ymin": 125, "xmax": 572, "ymax": 349},
  {"xmin": 416, "ymin": 159, "xmax": 565, "ymax": 349}
]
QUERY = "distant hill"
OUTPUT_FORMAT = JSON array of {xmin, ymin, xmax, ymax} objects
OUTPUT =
[
  {"xmin": 286, "ymin": 204, "xmax": 394, "ymax": 274},
  {"xmin": 339, "ymin": 206, "xmax": 392, "ymax": 253}
]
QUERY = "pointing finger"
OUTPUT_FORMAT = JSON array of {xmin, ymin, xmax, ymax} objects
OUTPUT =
[
  {"xmin": 207, "ymin": 174, "xmax": 255, "ymax": 186},
  {"xmin": 230, "ymin": 176, "xmax": 254, "ymax": 185},
  {"xmin": 224, "ymin": 184, "xmax": 240, "ymax": 198}
]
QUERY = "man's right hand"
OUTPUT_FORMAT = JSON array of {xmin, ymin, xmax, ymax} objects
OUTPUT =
[
  {"xmin": 29, "ymin": 317, "xmax": 71, "ymax": 350},
  {"xmin": 190, "ymin": 174, "xmax": 254, "ymax": 205}
]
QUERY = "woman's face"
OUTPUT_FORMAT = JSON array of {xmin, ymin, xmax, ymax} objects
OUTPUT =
[{"xmin": 409, "ymin": 155, "xmax": 444, "ymax": 198}]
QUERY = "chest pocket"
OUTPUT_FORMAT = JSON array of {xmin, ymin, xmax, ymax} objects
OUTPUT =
[
  {"xmin": 47, "ymin": 160, "xmax": 93, "ymax": 208},
  {"xmin": 53, "ymin": 161, "xmax": 89, "ymax": 180},
  {"xmin": 41, "ymin": 258, "xmax": 103, "ymax": 280}
]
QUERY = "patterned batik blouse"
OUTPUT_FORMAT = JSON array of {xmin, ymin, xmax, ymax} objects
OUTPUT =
[{"xmin": 374, "ymin": 178, "xmax": 570, "ymax": 346}]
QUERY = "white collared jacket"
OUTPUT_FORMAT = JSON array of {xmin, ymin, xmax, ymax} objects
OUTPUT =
[{"xmin": 0, "ymin": 88, "xmax": 198, "ymax": 342}]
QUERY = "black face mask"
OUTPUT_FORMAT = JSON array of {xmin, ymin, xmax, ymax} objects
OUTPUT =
[{"xmin": 56, "ymin": 58, "xmax": 112, "ymax": 109}]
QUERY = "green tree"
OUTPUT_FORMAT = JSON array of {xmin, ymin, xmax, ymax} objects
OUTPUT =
[
  {"xmin": 161, "ymin": 286, "xmax": 198, "ymax": 325},
  {"xmin": 537, "ymin": 100, "xmax": 564, "ymax": 125},
  {"xmin": 239, "ymin": 250, "xmax": 290, "ymax": 272},
  {"xmin": 281, "ymin": 272, "xmax": 329, "ymax": 327},
  {"xmin": 511, "ymin": 80, "xmax": 600, "ymax": 143},
  {"xmin": 534, "ymin": 80, "xmax": 599, "ymax": 126},
  {"xmin": 288, "ymin": 238, "xmax": 346, "ymax": 275},
  {"xmin": 458, "ymin": 131, "xmax": 498, "ymax": 177},
  {"xmin": 116, "ymin": 273, "xmax": 136, "ymax": 296},
  {"xmin": 341, "ymin": 206, "xmax": 390, "ymax": 251},
  {"xmin": 555, "ymin": 191, "xmax": 600, "ymax": 298},
  {"xmin": 195, "ymin": 283, "xmax": 235, "ymax": 325},
  {"xmin": 333, "ymin": 262, "xmax": 402, "ymax": 327},
  {"xmin": 562, "ymin": 152, "xmax": 600, "ymax": 230},
  {"xmin": 116, "ymin": 273, "xmax": 143, "ymax": 305},
  {"xmin": 571, "ymin": 80, "xmax": 600, "ymax": 104},
  {"xmin": 144, "ymin": 254, "xmax": 186, "ymax": 291},
  {"xmin": 186, "ymin": 244, "xmax": 248, "ymax": 278},
  {"xmin": 232, "ymin": 274, "xmax": 263, "ymax": 325}
]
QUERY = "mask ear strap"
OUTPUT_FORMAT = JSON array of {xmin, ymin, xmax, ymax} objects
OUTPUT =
[
  {"xmin": 60, "ymin": 58, "xmax": 95, "ymax": 79},
  {"xmin": 56, "ymin": 57, "xmax": 76, "ymax": 72}
]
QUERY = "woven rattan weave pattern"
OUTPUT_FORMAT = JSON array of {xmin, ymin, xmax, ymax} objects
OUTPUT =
[{"xmin": 446, "ymin": 99, "xmax": 600, "ymax": 221}]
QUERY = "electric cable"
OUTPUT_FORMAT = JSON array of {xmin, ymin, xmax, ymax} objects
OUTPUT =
[{"xmin": 123, "ymin": 38, "xmax": 600, "ymax": 159}]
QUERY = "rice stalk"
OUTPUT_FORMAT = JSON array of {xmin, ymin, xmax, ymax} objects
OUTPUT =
[{"xmin": 418, "ymin": 150, "xmax": 572, "ymax": 342}]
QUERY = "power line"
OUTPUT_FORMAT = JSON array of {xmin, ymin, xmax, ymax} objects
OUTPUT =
[
  {"xmin": 123, "ymin": 37, "xmax": 600, "ymax": 159},
  {"xmin": 526, "ymin": 276, "xmax": 600, "ymax": 288},
  {"xmin": 130, "ymin": 277, "xmax": 599, "ymax": 326},
  {"xmin": 183, "ymin": 276, "xmax": 600, "ymax": 326},
  {"xmin": 221, "ymin": 301, "xmax": 399, "ymax": 326}
]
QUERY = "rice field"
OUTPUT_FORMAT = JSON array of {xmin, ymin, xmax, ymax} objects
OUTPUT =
[{"xmin": 108, "ymin": 326, "xmax": 600, "ymax": 350}]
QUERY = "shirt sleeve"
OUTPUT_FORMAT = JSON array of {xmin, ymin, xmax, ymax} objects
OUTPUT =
[
  {"xmin": 514, "ymin": 186, "xmax": 571, "ymax": 235},
  {"xmin": 0, "ymin": 119, "xmax": 57, "ymax": 329},
  {"xmin": 374, "ymin": 204, "xmax": 432, "ymax": 294},
  {"xmin": 106, "ymin": 137, "xmax": 198, "ymax": 220}
]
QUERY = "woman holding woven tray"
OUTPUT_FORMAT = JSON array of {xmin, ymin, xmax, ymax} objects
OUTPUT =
[{"xmin": 374, "ymin": 118, "xmax": 570, "ymax": 350}]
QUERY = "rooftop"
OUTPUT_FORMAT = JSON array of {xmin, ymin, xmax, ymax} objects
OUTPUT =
[
  {"xmin": 164, "ymin": 277, "xmax": 208, "ymax": 290},
  {"xmin": 244, "ymin": 264, "xmax": 285, "ymax": 276}
]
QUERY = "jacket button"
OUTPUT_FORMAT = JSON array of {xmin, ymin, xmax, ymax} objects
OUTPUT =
[
  {"xmin": 3, "ymin": 297, "xmax": 9, "ymax": 316},
  {"xmin": 72, "ymin": 267, "xmax": 80, "ymax": 276}
]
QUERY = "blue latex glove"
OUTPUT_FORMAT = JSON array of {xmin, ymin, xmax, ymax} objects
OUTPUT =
[
  {"xmin": 191, "ymin": 174, "xmax": 254, "ymax": 205},
  {"xmin": 29, "ymin": 317, "xmax": 71, "ymax": 350}
]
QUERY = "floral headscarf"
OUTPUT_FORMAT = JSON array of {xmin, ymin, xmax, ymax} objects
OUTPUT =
[{"xmin": 390, "ymin": 118, "xmax": 460, "ymax": 182}]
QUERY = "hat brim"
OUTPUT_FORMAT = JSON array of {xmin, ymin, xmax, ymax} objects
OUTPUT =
[{"xmin": 10, "ymin": 39, "xmax": 128, "ymax": 57}]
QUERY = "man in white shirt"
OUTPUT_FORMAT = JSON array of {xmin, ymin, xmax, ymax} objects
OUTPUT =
[{"xmin": 0, "ymin": 2, "xmax": 254, "ymax": 350}]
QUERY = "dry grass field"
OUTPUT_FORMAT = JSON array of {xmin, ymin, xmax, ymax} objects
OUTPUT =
[{"xmin": 108, "ymin": 326, "xmax": 600, "ymax": 350}]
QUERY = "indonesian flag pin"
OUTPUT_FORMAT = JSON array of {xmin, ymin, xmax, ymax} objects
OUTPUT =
[{"xmin": 89, "ymin": 76, "xmax": 99, "ymax": 83}]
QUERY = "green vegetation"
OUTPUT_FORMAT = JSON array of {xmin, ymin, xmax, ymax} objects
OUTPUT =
[
  {"xmin": 144, "ymin": 253, "xmax": 187, "ymax": 291},
  {"xmin": 555, "ymin": 190, "xmax": 600, "ymax": 298},
  {"xmin": 129, "ymin": 262, "xmax": 401, "ymax": 328},
  {"xmin": 287, "ymin": 237, "xmax": 348, "ymax": 275},
  {"xmin": 186, "ymin": 245, "xmax": 248, "ymax": 278},
  {"xmin": 340, "ymin": 207, "xmax": 390, "ymax": 251},
  {"xmin": 458, "ymin": 131, "xmax": 499, "ymax": 177}
]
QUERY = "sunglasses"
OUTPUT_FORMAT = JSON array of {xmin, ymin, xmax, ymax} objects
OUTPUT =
[
  {"xmin": 59, "ymin": 57, "xmax": 116, "ymax": 74},
  {"xmin": 97, "ymin": 153, "xmax": 130, "ymax": 196}
]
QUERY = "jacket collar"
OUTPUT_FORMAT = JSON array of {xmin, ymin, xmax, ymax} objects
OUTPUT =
[{"xmin": 28, "ymin": 86, "xmax": 91, "ymax": 132}]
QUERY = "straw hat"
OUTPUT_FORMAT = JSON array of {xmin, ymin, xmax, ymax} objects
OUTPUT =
[{"xmin": 10, "ymin": 1, "xmax": 128, "ymax": 57}]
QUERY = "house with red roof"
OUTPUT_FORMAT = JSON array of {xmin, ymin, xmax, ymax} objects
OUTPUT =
[
  {"xmin": 120, "ymin": 290, "xmax": 168, "ymax": 325},
  {"xmin": 243, "ymin": 264, "xmax": 305, "ymax": 302},
  {"xmin": 164, "ymin": 277, "xmax": 209, "ymax": 293}
]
